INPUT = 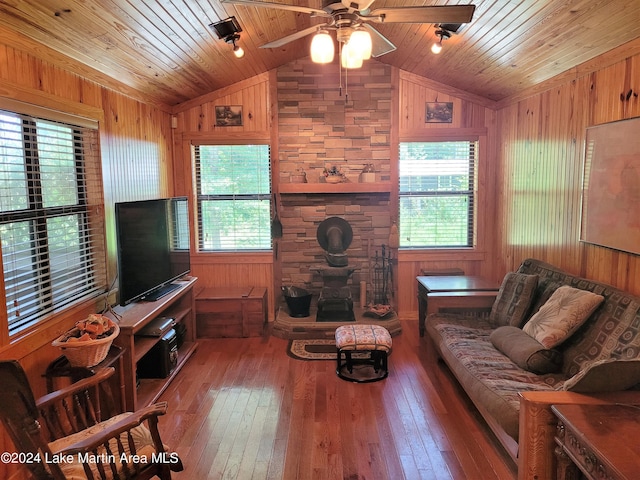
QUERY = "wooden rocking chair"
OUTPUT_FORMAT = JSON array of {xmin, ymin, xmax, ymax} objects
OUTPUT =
[{"xmin": 0, "ymin": 360, "xmax": 183, "ymax": 479}]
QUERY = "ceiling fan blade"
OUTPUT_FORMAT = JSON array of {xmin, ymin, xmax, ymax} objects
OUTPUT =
[
  {"xmin": 366, "ymin": 5, "xmax": 476, "ymax": 24},
  {"xmin": 260, "ymin": 25, "xmax": 322, "ymax": 49},
  {"xmin": 341, "ymin": 0, "xmax": 376, "ymax": 12},
  {"xmin": 221, "ymin": 0, "xmax": 330, "ymax": 17},
  {"xmin": 360, "ymin": 24, "xmax": 396, "ymax": 58}
]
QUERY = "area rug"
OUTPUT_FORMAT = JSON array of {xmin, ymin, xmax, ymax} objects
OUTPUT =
[
  {"xmin": 288, "ymin": 339, "xmax": 390, "ymax": 382},
  {"xmin": 287, "ymin": 339, "xmax": 375, "ymax": 361},
  {"xmin": 288, "ymin": 339, "xmax": 339, "ymax": 360}
]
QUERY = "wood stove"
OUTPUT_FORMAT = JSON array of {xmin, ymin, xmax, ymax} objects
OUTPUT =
[{"xmin": 315, "ymin": 217, "xmax": 358, "ymax": 322}]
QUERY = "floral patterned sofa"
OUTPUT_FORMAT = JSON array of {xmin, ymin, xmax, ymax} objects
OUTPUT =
[{"xmin": 425, "ymin": 258, "xmax": 640, "ymax": 477}]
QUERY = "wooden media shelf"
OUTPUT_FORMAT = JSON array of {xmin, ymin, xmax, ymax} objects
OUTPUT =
[{"xmin": 110, "ymin": 277, "xmax": 198, "ymax": 411}]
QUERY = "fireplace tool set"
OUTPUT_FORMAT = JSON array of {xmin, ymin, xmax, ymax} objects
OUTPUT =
[{"xmin": 372, "ymin": 245, "xmax": 393, "ymax": 305}]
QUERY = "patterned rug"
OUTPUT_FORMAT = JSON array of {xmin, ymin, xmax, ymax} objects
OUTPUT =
[
  {"xmin": 288, "ymin": 339, "xmax": 389, "ymax": 382},
  {"xmin": 288, "ymin": 339, "xmax": 338, "ymax": 360},
  {"xmin": 287, "ymin": 339, "xmax": 371, "ymax": 361}
]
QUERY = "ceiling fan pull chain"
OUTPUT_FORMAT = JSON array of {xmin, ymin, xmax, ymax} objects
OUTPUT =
[
  {"xmin": 345, "ymin": 66, "xmax": 349, "ymax": 103},
  {"xmin": 339, "ymin": 42, "xmax": 344, "ymax": 99}
]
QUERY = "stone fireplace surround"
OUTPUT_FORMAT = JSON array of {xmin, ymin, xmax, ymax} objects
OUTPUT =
[
  {"xmin": 276, "ymin": 57, "xmax": 394, "ymax": 314},
  {"xmin": 278, "ymin": 192, "xmax": 392, "ymax": 311}
]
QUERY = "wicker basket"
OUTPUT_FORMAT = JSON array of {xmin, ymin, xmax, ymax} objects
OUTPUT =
[{"xmin": 52, "ymin": 322, "xmax": 120, "ymax": 367}]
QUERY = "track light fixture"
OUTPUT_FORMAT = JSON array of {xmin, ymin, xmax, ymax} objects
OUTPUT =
[
  {"xmin": 209, "ymin": 16, "xmax": 245, "ymax": 59},
  {"xmin": 228, "ymin": 34, "xmax": 245, "ymax": 58},
  {"xmin": 431, "ymin": 28, "xmax": 451, "ymax": 54}
]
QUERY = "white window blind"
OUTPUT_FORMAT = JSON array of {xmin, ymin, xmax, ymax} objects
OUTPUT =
[
  {"xmin": 0, "ymin": 109, "xmax": 107, "ymax": 335},
  {"xmin": 194, "ymin": 144, "xmax": 271, "ymax": 251},
  {"xmin": 399, "ymin": 141, "xmax": 477, "ymax": 248}
]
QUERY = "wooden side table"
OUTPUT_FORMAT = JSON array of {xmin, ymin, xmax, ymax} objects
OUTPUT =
[
  {"xmin": 416, "ymin": 275, "xmax": 500, "ymax": 337},
  {"xmin": 553, "ymin": 403, "xmax": 640, "ymax": 480},
  {"xmin": 44, "ymin": 344, "xmax": 126, "ymax": 413}
]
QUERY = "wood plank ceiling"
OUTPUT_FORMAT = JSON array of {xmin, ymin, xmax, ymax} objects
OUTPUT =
[{"xmin": 1, "ymin": 0, "xmax": 639, "ymax": 108}]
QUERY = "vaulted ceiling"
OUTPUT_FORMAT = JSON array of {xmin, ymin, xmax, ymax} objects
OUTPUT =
[{"xmin": 1, "ymin": 0, "xmax": 640, "ymax": 108}]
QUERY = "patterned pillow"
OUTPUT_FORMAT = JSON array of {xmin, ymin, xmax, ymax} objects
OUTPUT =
[
  {"xmin": 489, "ymin": 272, "xmax": 538, "ymax": 327},
  {"xmin": 523, "ymin": 286, "xmax": 604, "ymax": 349},
  {"xmin": 560, "ymin": 358, "xmax": 640, "ymax": 392}
]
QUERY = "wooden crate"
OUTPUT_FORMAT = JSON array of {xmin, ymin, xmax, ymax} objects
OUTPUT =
[{"xmin": 196, "ymin": 287, "xmax": 267, "ymax": 338}]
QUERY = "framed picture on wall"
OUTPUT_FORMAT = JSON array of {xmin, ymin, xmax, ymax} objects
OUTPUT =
[
  {"xmin": 580, "ymin": 117, "xmax": 640, "ymax": 255},
  {"xmin": 425, "ymin": 102, "xmax": 453, "ymax": 123},
  {"xmin": 215, "ymin": 105, "xmax": 243, "ymax": 126}
]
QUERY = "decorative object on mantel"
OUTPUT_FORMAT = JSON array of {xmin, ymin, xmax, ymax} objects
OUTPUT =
[
  {"xmin": 290, "ymin": 168, "xmax": 307, "ymax": 183},
  {"xmin": 360, "ymin": 163, "xmax": 376, "ymax": 183},
  {"xmin": 52, "ymin": 314, "xmax": 120, "ymax": 367},
  {"xmin": 323, "ymin": 165, "xmax": 346, "ymax": 183}
]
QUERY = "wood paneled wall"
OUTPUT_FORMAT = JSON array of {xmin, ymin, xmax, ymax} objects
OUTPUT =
[
  {"xmin": 171, "ymin": 66, "xmax": 498, "ymax": 320},
  {"xmin": 495, "ymin": 50, "xmax": 640, "ymax": 294},
  {"xmin": 0, "ymin": 36, "xmax": 173, "ymax": 480},
  {"xmin": 172, "ymin": 73, "xmax": 275, "ymax": 317},
  {"xmin": 395, "ymin": 71, "xmax": 498, "ymax": 317}
]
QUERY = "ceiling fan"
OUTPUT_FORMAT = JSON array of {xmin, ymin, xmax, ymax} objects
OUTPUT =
[{"xmin": 220, "ymin": 0, "xmax": 476, "ymax": 58}]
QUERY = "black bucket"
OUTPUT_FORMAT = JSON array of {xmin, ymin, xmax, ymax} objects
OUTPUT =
[{"xmin": 282, "ymin": 286, "xmax": 312, "ymax": 318}]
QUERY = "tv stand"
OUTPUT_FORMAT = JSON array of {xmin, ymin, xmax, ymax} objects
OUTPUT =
[
  {"xmin": 110, "ymin": 277, "xmax": 198, "ymax": 410},
  {"xmin": 142, "ymin": 282, "xmax": 181, "ymax": 302}
]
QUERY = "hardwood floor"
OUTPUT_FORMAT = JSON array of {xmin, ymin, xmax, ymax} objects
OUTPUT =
[{"xmin": 157, "ymin": 319, "xmax": 517, "ymax": 479}]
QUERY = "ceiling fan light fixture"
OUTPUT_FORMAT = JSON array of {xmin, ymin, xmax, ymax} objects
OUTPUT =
[
  {"xmin": 311, "ymin": 30, "xmax": 335, "ymax": 64},
  {"xmin": 341, "ymin": 40, "xmax": 364, "ymax": 69},
  {"xmin": 349, "ymin": 29, "xmax": 372, "ymax": 60}
]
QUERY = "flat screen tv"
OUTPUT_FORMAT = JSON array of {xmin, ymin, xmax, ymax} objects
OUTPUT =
[{"xmin": 115, "ymin": 197, "xmax": 191, "ymax": 306}]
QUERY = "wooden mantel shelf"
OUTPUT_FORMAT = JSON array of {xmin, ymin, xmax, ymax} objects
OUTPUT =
[{"xmin": 279, "ymin": 182, "xmax": 392, "ymax": 194}]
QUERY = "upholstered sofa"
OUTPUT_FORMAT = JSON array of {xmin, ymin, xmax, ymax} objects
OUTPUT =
[{"xmin": 425, "ymin": 258, "xmax": 640, "ymax": 478}]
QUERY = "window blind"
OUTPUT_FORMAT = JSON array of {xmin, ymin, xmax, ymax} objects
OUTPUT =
[
  {"xmin": 194, "ymin": 144, "xmax": 271, "ymax": 251},
  {"xmin": 0, "ymin": 110, "xmax": 107, "ymax": 335},
  {"xmin": 399, "ymin": 141, "xmax": 477, "ymax": 248}
]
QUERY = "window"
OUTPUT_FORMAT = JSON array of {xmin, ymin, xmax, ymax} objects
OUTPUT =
[
  {"xmin": 194, "ymin": 144, "xmax": 271, "ymax": 251},
  {"xmin": 0, "ymin": 109, "xmax": 106, "ymax": 335},
  {"xmin": 399, "ymin": 141, "xmax": 477, "ymax": 248}
]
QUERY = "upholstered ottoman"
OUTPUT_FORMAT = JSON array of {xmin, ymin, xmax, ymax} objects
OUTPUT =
[{"xmin": 335, "ymin": 324, "xmax": 392, "ymax": 382}]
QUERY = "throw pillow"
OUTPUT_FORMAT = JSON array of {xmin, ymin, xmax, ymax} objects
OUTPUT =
[
  {"xmin": 560, "ymin": 358, "xmax": 640, "ymax": 392},
  {"xmin": 489, "ymin": 272, "xmax": 538, "ymax": 327},
  {"xmin": 522, "ymin": 286, "xmax": 604, "ymax": 349},
  {"xmin": 490, "ymin": 326, "xmax": 562, "ymax": 374}
]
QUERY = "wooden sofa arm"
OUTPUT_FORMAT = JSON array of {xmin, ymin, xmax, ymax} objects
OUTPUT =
[{"xmin": 517, "ymin": 390, "xmax": 640, "ymax": 480}]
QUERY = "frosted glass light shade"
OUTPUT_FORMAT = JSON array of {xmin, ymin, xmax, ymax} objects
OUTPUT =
[
  {"xmin": 311, "ymin": 31, "xmax": 335, "ymax": 63},
  {"xmin": 233, "ymin": 45, "xmax": 245, "ymax": 58},
  {"xmin": 349, "ymin": 30, "xmax": 372, "ymax": 60},
  {"xmin": 341, "ymin": 40, "xmax": 363, "ymax": 69},
  {"xmin": 431, "ymin": 41, "xmax": 443, "ymax": 54}
]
